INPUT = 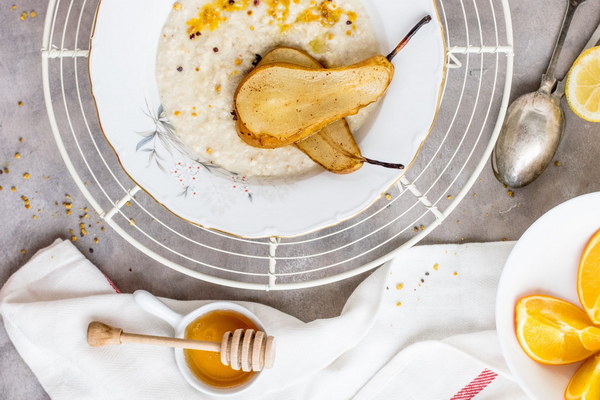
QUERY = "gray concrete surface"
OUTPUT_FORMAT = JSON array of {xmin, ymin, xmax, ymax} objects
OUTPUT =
[{"xmin": 1, "ymin": 0, "xmax": 600, "ymax": 398}]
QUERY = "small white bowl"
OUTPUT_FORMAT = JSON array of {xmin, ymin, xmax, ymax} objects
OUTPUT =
[{"xmin": 133, "ymin": 290, "xmax": 266, "ymax": 396}]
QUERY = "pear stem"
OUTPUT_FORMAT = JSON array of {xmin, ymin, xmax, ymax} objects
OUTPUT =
[
  {"xmin": 363, "ymin": 158, "xmax": 404, "ymax": 170},
  {"xmin": 386, "ymin": 15, "xmax": 432, "ymax": 62}
]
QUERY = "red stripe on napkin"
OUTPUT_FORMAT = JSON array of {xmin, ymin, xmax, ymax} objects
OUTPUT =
[
  {"xmin": 102, "ymin": 273, "xmax": 121, "ymax": 294},
  {"xmin": 449, "ymin": 369, "xmax": 498, "ymax": 400}
]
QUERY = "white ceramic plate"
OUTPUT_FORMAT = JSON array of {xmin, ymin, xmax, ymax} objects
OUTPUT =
[
  {"xmin": 496, "ymin": 192, "xmax": 600, "ymax": 400},
  {"xmin": 89, "ymin": 0, "xmax": 445, "ymax": 238}
]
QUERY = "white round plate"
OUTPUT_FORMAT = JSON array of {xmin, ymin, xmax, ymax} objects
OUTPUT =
[
  {"xmin": 496, "ymin": 192, "xmax": 600, "ymax": 400},
  {"xmin": 89, "ymin": 0, "xmax": 445, "ymax": 238}
]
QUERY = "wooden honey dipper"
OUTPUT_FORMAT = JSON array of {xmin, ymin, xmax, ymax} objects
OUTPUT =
[{"xmin": 87, "ymin": 321, "xmax": 275, "ymax": 372}]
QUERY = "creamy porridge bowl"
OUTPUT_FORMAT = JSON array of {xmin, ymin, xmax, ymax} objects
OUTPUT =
[{"xmin": 89, "ymin": 0, "xmax": 446, "ymax": 238}]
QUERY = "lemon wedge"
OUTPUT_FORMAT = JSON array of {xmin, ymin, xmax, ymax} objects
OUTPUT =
[{"xmin": 566, "ymin": 46, "xmax": 600, "ymax": 122}]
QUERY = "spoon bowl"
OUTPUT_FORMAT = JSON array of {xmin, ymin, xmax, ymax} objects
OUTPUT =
[{"xmin": 492, "ymin": 90, "xmax": 565, "ymax": 188}]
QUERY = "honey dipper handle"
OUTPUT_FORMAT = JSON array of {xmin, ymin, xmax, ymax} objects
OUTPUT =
[
  {"xmin": 120, "ymin": 332, "xmax": 222, "ymax": 352},
  {"xmin": 87, "ymin": 321, "xmax": 221, "ymax": 352}
]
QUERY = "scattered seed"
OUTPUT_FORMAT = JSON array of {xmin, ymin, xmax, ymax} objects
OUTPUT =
[
  {"xmin": 213, "ymin": 47, "xmax": 219, "ymax": 53},
  {"xmin": 125, "ymin": 201, "xmax": 131, "ymax": 207},
  {"xmin": 11, "ymin": 186, "xmax": 16, "ymax": 192},
  {"xmin": 4, "ymin": 167, "xmax": 9, "ymax": 173},
  {"xmin": 15, "ymin": 153, "xmax": 21, "ymax": 159},
  {"xmin": 385, "ymin": 193, "xmax": 392, "ymax": 200},
  {"xmin": 177, "ymin": 66, "xmax": 183, "ymax": 72},
  {"xmin": 29, "ymin": 10, "xmax": 37, "ymax": 18},
  {"xmin": 507, "ymin": 190, "xmax": 514, "ymax": 197},
  {"xmin": 17, "ymin": 101, "xmax": 23, "ymax": 107},
  {"xmin": 20, "ymin": 249, "xmax": 26, "ymax": 254},
  {"xmin": 89, "ymin": 248, "xmax": 94, "ymax": 253},
  {"xmin": 396, "ymin": 283, "xmax": 404, "ymax": 290},
  {"xmin": 94, "ymin": 237, "xmax": 99, "ymax": 244},
  {"xmin": 395, "ymin": 302, "xmax": 402, "ymax": 307},
  {"xmin": 70, "ymin": 235, "xmax": 77, "ymax": 242},
  {"xmin": 20, "ymin": 11, "xmax": 27, "ymax": 20},
  {"xmin": 173, "ymin": 2, "xmax": 182, "ymax": 10},
  {"xmin": 23, "ymin": 172, "xmax": 30, "ymax": 179},
  {"xmin": 554, "ymin": 161, "xmax": 561, "ymax": 167},
  {"xmin": 433, "ymin": 263, "xmax": 439, "ymax": 271}
]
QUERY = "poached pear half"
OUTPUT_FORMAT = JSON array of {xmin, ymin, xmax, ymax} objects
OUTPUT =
[
  {"xmin": 258, "ymin": 47, "xmax": 364, "ymax": 174},
  {"xmin": 235, "ymin": 55, "xmax": 394, "ymax": 148}
]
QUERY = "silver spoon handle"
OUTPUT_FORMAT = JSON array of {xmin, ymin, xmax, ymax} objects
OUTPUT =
[
  {"xmin": 541, "ymin": 1, "xmax": 580, "ymax": 92},
  {"xmin": 554, "ymin": 21, "xmax": 600, "ymax": 98}
]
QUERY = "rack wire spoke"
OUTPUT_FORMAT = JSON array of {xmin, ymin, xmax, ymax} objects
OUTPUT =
[{"xmin": 42, "ymin": 0, "xmax": 513, "ymax": 290}]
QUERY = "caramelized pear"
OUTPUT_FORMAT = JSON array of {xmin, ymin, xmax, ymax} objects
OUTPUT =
[
  {"xmin": 234, "ymin": 15, "xmax": 432, "ymax": 151},
  {"xmin": 235, "ymin": 55, "xmax": 394, "ymax": 148},
  {"xmin": 258, "ymin": 47, "xmax": 364, "ymax": 174}
]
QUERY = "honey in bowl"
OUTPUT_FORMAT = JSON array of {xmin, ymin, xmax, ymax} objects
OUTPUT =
[{"xmin": 184, "ymin": 310, "xmax": 258, "ymax": 389}]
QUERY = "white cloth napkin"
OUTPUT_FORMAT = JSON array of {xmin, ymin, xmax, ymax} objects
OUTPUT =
[{"xmin": 0, "ymin": 239, "xmax": 528, "ymax": 399}]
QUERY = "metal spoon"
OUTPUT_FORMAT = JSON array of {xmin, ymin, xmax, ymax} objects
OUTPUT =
[{"xmin": 491, "ymin": 0, "xmax": 587, "ymax": 188}]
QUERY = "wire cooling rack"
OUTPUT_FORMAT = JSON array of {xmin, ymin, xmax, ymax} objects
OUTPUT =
[{"xmin": 42, "ymin": 0, "xmax": 513, "ymax": 290}]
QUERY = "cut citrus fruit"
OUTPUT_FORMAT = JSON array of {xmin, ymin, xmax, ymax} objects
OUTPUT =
[
  {"xmin": 565, "ymin": 353, "xmax": 600, "ymax": 400},
  {"xmin": 515, "ymin": 295, "xmax": 600, "ymax": 365},
  {"xmin": 578, "ymin": 229, "xmax": 600, "ymax": 324},
  {"xmin": 566, "ymin": 46, "xmax": 600, "ymax": 123},
  {"xmin": 581, "ymin": 326, "xmax": 600, "ymax": 351}
]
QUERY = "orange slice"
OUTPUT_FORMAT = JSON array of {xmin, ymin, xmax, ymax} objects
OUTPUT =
[
  {"xmin": 578, "ymin": 229, "xmax": 600, "ymax": 324},
  {"xmin": 515, "ymin": 295, "xmax": 600, "ymax": 365},
  {"xmin": 565, "ymin": 353, "xmax": 600, "ymax": 400}
]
